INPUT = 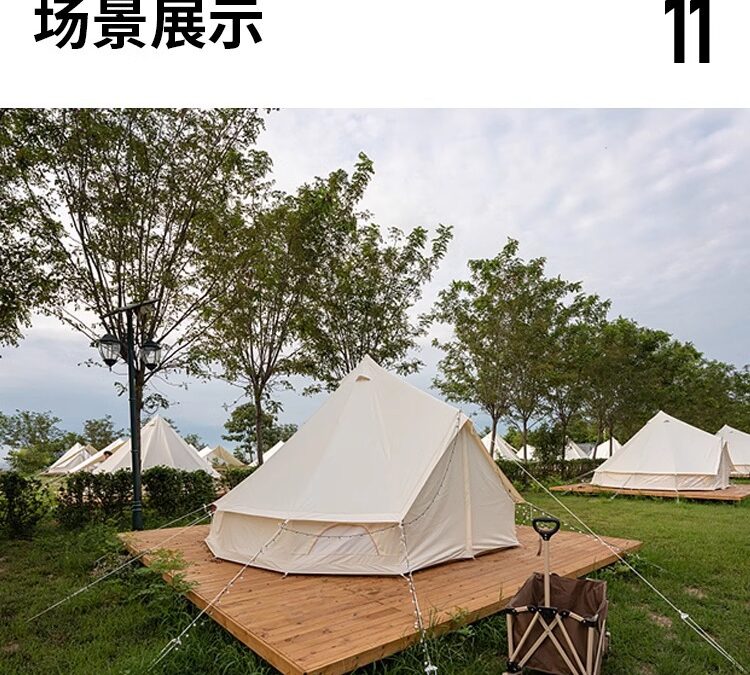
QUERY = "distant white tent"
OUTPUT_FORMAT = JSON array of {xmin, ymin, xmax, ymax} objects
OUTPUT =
[
  {"xmin": 516, "ymin": 444, "xmax": 537, "ymax": 461},
  {"xmin": 564, "ymin": 439, "xmax": 588, "ymax": 461},
  {"xmin": 716, "ymin": 425, "xmax": 750, "ymax": 476},
  {"xmin": 45, "ymin": 442, "xmax": 97, "ymax": 475},
  {"xmin": 263, "ymin": 440, "xmax": 285, "ymax": 463},
  {"xmin": 72, "ymin": 438, "xmax": 127, "ymax": 473},
  {"xmin": 481, "ymin": 432, "xmax": 518, "ymax": 461},
  {"xmin": 199, "ymin": 445, "xmax": 245, "ymax": 468},
  {"xmin": 592, "ymin": 437, "xmax": 622, "ymax": 458},
  {"xmin": 592, "ymin": 411, "xmax": 733, "ymax": 491},
  {"xmin": 95, "ymin": 416, "xmax": 219, "ymax": 477},
  {"xmin": 207, "ymin": 356, "xmax": 521, "ymax": 575}
]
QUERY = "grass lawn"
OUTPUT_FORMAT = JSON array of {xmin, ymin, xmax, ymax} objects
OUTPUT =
[{"xmin": 1, "ymin": 492, "xmax": 748, "ymax": 674}]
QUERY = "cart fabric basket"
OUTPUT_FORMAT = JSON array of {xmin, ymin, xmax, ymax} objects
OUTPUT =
[{"xmin": 504, "ymin": 518, "xmax": 609, "ymax": 675}]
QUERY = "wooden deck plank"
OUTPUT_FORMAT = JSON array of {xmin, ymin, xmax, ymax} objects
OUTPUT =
[
  {"xmin": 550, "ymin": 482, "xmax": 750, "ymax": 502},
  {"xmin": 121, "ymin": 525, "xmax": 641, "ymax": 675}
]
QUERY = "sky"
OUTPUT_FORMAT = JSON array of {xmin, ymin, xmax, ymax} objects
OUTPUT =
[{"xmin": 2, "ymin": 109, "xmax": 750, "ymax": 458}]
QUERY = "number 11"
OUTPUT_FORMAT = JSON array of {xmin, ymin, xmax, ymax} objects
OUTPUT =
[{"xmin": 666, "ymin": 0, "xmax": 710, "ymax": 63}]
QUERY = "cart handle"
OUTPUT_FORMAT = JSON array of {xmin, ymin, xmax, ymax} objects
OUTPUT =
[{"xmin": 532, "ymin": 517, "xmax": 560, "ymax": 540}]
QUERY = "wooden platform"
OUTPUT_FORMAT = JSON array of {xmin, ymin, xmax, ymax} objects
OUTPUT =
[
  {"xmin": 121, "ymin": 525, "xmax": 641, "ymax": 675},
  {"xmin": 550, "ymin": 482, "xmax": 750, "ymax": 502}
]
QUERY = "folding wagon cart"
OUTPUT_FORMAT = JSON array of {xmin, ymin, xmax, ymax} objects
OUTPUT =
[{"xmin": 504, "ymin": 517, "xmax": 609, "ymax": 674}]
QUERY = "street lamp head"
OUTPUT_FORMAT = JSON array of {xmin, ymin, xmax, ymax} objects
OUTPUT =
[
  {"xmin": 141, "ymin": 340, "xmax": 162, "ymax": 371},
  {"xmin": 98, "ymin": 333, "xmax": 121, "ymax": 368}
]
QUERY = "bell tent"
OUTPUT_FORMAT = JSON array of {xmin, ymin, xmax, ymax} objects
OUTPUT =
[
  {"xmin": 516, "ymin": 444, "xmax": 537, "ymax": 461},
  {"xmin": 564, "ymin": 439, "xmax": 588, "ymax": 461},
  {"xmin": 716, "ymin": 425, "xmax": 750, "ymax": 476},
  {"xmin": 206, "ymin": 356, "xmax": 522, "ymax": 575},
  {"xmin": 481, "ymin": 432, "xmax": 519, "ymax": 461},
  {"xmin": 45, "ymin": 442, "xmax": 97, "ymax": 475},
  {"xmin": 263, "ymin": 440, "xmax": 284, "ymax": 463},
  {"xmin": 95, "ymin": 416, "xmax": 219, "ymax": 477},
  {"xmin": 593, "ymin": 437, "xmax": 621, "ymax": 458},
  {"xmin": 72, "ymin": 438, "xmax": 127, "ymax": 473},
  {"xmin": 592, "ymin": 411, "xmax": 733, "ymax": 491},
  {"xmin": 200, "ymin": 444, "xmax": 246, "ymax": 468}
]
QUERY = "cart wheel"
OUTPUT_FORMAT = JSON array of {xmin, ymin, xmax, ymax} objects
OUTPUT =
[{"xmin": 604, "ymin": 630, "xmax": 611, "ymax": 654}]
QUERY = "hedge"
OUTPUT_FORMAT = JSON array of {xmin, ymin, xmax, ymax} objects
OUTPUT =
[
  {"xmin": 497, "ymin": 457, "xmax": 606, "ymax": 489},
  {"xmin": 0, "ymin": 471, "xmax": 50, "ymax": 539},
  {"xmin": 56, "ymin": 470, "xmax": 133, "ymax": 528},
  {"xmin": 141, "ymin": 466, "xmax": 216, "ymax": 517},
  {"xmin": 56, "ymin": 467, "xmax": 217, "ymax": 527},
  {"xmin": 221, "ymin": 466, "xmax": 256, "ymax": 490}
]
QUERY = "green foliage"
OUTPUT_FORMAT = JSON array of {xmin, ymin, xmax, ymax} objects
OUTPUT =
[
  {"xmin": 1, "ymin": 108, "xmax": 271, "ymax": 417},
  {"xmin": 303, "ymin": 218, "xmax": 453, "ymax": 392},
  {"xmin": 56, "ymin": 470, "xmax": 133, "ymax": 528},
  {"xmin": 182, "ymin": 433, "xmax": 205, "ymax": 451},
  {"xmin": 222, "ymin": 402, "xmax": 296, "ymax": 464},
  {"xmin": 201, "ymin": 154, "xmax": 378, "ymax": 459},
  {"xmin": 141, "ymin": 467, "xmax": 216, "ymax": 517},
  {"xmin": 0, "ymin": 471, "xmax": 49, "ymax": 539},
  {"xmin": 497, "ymin": 458, "xmax": 605, "ymax": 489},
  {"xmin": 221, "ymin": 466, "xmax": 257, "ymax": 490},
  {"xmin": 1, "ymin": 410, "xmax": 83, "ymax": 475},
  {"xmin": 81, "ymin": 415, "xmax": 123, "ymax": 450}
]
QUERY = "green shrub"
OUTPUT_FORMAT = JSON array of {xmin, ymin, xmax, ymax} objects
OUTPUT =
[
  {"xmin": 56, "ymin": 470, "xmax": 133, "ymax": 528},
  {"xmin": 222, "ymin": 466, "xmax": 256, "ymax": 490},
  {"xmin": 142, "ymin": 466, "xmax": 216, "ymax": 517},
  {"xmin": 0, "ymin": 471, "xmax": 49, "ymax": 538},
  {"xmin": 497, "ymin": 457, "xmax": 605, "ymax": 489}
]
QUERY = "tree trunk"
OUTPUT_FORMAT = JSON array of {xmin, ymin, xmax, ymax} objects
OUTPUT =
[
  {"xmin": 607, "ymin": 422, "xmax": 615, "ymax": 456},
  {"xmin": 560, "ymin": 417, "xmax": 568, "ymax": 463},
  {"xmin": 522, "ymin": 418, "xmax": 529, "ymax": 462},
  {"xmin": 255, "ymin": 391, "xmax": 264, "ymax": 466},
  {"xmin": 490, "ymin": 415, "xmax": 499, "ymax": 460}
]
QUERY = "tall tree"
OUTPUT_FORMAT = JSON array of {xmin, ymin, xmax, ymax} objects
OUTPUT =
[
  {"xmin": 0, "ymin": 114, "xmax": 62, "ymax": 348},
  {"xmin": 431, "ymin": 260, "xmax": 514, "ymax": 459},
  {"xmin": 1, "ymin": 410, "xmax": 82, "ymax": 475},
  {"xmin": 200, "ymin": 155, "xmax": 373, "ymax": 463},
  {"xmin": 1, "ymin": 108, "xmax": 270, "ymax": 419},
  {"xmin": 302, "ymin": 221, "xmax": 452, "ymax": 392},
  {"xmin": 222, "ymin": 402, "xmax": 297, "ymax": 464},
  {"xmin": 545, "ymin": 294, "xmax": 610, "ymax": 460},
  {"xmin": 81, "ymin": 415, "xmax": 123, "ymax": 449}
]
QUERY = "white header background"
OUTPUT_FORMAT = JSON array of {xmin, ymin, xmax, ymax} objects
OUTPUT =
[{"xmin": 1, "ymin": 1, "xmax": 748, "ymax": 107}]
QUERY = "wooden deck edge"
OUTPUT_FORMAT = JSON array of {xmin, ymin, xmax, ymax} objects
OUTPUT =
[
  {"xmin": 309, "ymin": 536, "xmax": 642, "ymax": 675},
  {"xmin": 121, "ymin": 536, "xmax": 305, "ymax": 675},
  {"xmin": 120, "ymin": 531, "xmax": 642, "ymax": 675},
  {"xmin": 550, "ymin": 483, "xmax": 750, "ymax": 502}
]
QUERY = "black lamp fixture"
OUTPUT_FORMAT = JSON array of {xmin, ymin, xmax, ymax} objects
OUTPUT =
[
  {"xmin": 140, "ymin": 340, "xmax": 162, "ymax": 371},
  {"xmin": 98, "ymin": 333, "xmax": 122, "ymax": 368}
]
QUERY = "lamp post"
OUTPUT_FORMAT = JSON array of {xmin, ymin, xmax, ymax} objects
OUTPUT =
[{"xmin": 97, "ymin": 300, "xmax": 162, "ymax": 531}]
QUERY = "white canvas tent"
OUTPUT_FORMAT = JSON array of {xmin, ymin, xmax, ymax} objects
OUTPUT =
[
  {"xmin": 207, "ymin": 356, "xmax": 521, "ymax": 575},
  {"xmin": 262, "ymin": 440, "xmax": 284, "ymax": 463},
  {"xmin": 45, "ymin": 442, "xmax": 97, "ymax": 475},
  {"xmin": 95, "ymin": 416, "xmax": 219, "ymax": 477},
  {"xmin": 716, "ymin": 425, "xmax": 750, "ymax": 476},
  {"xmin": 72, "ymin": 438, "xmax": 127, "ymax": 473},
  {"xmin": 481, "ymin": 432, "xmax": 518, "ymax": 461},
  {"xmin": 564, "ymin": 439, "xmax": 588, "ymax": 461},
  {"xmin": 592, "ymin": 437, "xmax": 622, "ymax": 458},
  {"xmin": 516, "ymin": 444, "xmax": 537, "ymax": 461},
  {"xmin": 199, "ymin": 444, "xmax": 246, "ymax": 468},
  {"xmin": 592, "ymin": 411, "xmax": 733, "ymax": 491}
]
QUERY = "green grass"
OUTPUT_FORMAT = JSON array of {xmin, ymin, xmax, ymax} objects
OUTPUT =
[{"xmin": 1, "ymin": 494, "xmax": 749, "ymax": 674}]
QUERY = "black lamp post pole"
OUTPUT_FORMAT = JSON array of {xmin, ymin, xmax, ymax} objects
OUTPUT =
[
  {"xmin": 125, "ymin": 308, "xmax": 144, "ymax": 531},
  {"xmin": 101, "ymin": 299, "xmax": 157, "ymax": 532}
]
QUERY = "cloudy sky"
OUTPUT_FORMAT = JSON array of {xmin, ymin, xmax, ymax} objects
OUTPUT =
[{"xmin": 2, "ymin": 109, "xmax": 749, "ymax": 455}]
